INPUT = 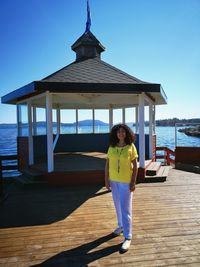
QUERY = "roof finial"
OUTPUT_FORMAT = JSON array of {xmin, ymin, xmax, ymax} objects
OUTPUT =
[{"xmin": 85, "ymin": 0, "xmax": 91, "ymax": 32}]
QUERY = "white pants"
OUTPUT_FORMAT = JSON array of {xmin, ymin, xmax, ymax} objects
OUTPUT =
[{"xmin": 110, "ymin": 180, "xmax": 133, "ymax": 239}]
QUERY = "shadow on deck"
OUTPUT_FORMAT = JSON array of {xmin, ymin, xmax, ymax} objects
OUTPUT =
[
  {"xmin": 31, "ymin": 233, "xmax": 122, "ymax": 267},
  {"xmin": 0, "ymin": 183, "xmax": 105, "ymax": 228}
]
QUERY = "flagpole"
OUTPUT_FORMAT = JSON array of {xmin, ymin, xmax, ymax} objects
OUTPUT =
[{"xmin": 85, "ymin": 0, "xmax": 91, "ymax": 32}]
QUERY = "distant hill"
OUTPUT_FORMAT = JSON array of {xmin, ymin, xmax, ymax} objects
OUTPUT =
[
  {"xmin": 0, "ymin": 120, "xmax": 109, "ymax": 128},
  {"xmin": 0, "ymin": 118, "xmax": 199, "ymax": 128},
  {"xmin": 155, "ymin": 118, "xmax": 200, "ymax": 127},
  {"xmin": 71, "ymin": 119, "xmax": 108, "ymax": 126},
  {"xmin": 0, "ymin": 123, "xmax": 17, "ymax": 129}
]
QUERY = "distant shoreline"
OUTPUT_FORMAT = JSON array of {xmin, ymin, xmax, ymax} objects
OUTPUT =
[{"xmin": 0, "ymin": 118, "xmax": 200, "ymax": 128}]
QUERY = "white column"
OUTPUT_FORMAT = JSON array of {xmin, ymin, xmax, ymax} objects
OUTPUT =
[
  {"xmin": 122, "ymin": 108, "xmax": 125, "ymax": 124},
  {"xmin": 135, "ymin": 106, "xmax": 139, "ymax": 133},
  {"xmin": 27, "ymin": 101, "xmax": 34, "ymax": 165},
  {"xmin": 46, "ymin": 92, "xmax": 54, "ymax": 172},
  {"xmin": 149, "ymin": 102, "xmax": 153, "ymax": 159},
  {"xmin": 17, "ymin": 105, "xmax": 21, "ymax": 137},
  {"xmin": 33, "ymin": 107, "xmax": 37, "ymax": 136},
  {"xmin": 153, "ymin": 105, "xmax": 156, "ymax": 134},
  {"xmin": 139, "ymin": 94, "xmax": 145, "ymax": 168},
  {"xmin": 76, "ymin": 109, "xmax": 78, "ymax": 133},
  {"xmin": 109, "ymin": 107, "xmax": 113, "ymax": 130},
  {"xmin": 92, "ymin": 109, "xmax": 95, "ymax": 133},
  {"xmin": 56, "ymin": 107, "xmax": 61, "ymax": 134}
]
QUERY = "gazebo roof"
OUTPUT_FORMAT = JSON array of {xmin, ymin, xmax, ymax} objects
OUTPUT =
[
  {"xmin": 43, "ymin": 58, "xmax": 145, "ymax": 84},
  {"xmin": 1, "ymin": 30, "xmax": 167, "ymax": 106}
]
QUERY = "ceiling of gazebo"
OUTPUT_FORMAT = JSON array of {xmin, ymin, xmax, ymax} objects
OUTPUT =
[{"xmin": 21, "ymin": 92, "xmax": 162, "ymax": 109}]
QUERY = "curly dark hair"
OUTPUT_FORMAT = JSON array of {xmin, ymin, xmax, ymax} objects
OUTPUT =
[{"xmin": 109, "ymin": 124, "xmax": 136, "ymax": 147}]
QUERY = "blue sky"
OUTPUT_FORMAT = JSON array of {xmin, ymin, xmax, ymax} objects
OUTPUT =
[{"xmin": 0, "ymin": 0, "xmax": 200, "ymax": 123}]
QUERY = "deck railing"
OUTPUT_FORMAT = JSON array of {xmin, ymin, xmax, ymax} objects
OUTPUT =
[
  {"xmin": 156, "ymin": 147, "xmax": 175, "ymax": 165},
  {"xmin": 0, "ymin": 155, "xmax": 18, "ymax": 198}
]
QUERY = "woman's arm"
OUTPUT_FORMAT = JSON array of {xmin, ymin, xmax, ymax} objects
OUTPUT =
[
  {"xmin": 105, "ymin": 159, "xmax": 111, "ymax": 190},
  {"xmin": 130, "ymin": 158, "xmax": 138, "ymax": 192}
]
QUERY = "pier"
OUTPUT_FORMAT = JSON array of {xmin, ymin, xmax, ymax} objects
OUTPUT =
[{"xmin": 0, "ymin": 168, "xmax": 200, "ymax": 266}]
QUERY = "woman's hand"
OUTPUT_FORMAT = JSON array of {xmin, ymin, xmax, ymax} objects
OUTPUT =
[{"xmin": 129, "ymin": 182, "xmax": 136, "ymax": 192}]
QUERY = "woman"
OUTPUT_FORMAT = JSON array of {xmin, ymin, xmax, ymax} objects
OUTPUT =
[{"xmin": 105, "ymin": 124, "xmax": 138, "ymax": 252}]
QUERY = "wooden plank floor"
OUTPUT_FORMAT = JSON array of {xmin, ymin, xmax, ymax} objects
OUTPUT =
[
  {"xmin": 32, "ymin": 153, "xmax": 151, "ymax": 173},
  {"xmin": 0, "ymin": 168, "xmax": 200, "ymax": 266}
]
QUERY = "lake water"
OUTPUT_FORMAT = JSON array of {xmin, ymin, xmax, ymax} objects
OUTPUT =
[{"xmin": 0, "ymin": 125, "xmax": 200, "ymax": 177}]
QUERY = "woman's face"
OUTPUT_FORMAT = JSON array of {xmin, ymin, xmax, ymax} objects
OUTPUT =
[{"xmin": 117, "ymin": 127, "xmax": 126, "ymax": 142}]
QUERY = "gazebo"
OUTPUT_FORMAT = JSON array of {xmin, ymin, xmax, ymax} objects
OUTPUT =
[{"xmin": 1, "ymin": 26, "xmax": 167, "ymax": 185}]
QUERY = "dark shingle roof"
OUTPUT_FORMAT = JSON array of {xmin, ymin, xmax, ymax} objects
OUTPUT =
[
  {"xmin": 42, "ymin": 58, "xmax": 147, "ymax": 84},
  {"xmin": 1, "ymin": 57, "xmax": 167, "ymax": 105}
]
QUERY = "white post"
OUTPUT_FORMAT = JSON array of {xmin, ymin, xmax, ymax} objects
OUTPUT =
[
  {"xmin": 149, "ymin": 102, "xmax": 153, "ymax": 159},
  {"xmin": 76, "ymin": 109, "xmax": 78, "ymax": 133},
  {"xmin": 92, "ymin": 108, "xmax": 95, "ymax": 133},
  {"xmin": 153, "ymin": 105, "xmax": 156, "ymax": 134},
  {"xmin": 122, "ymin": 108, "xmax": 125, "ymax": 124},
  {"xmin": 17, "ymin": 105, "xmax": 21, "ymax": 137},
  {"xmin": 27, "ymin": 101, "xmax": 34, "ymax": 165},
  {"xmin": 56, "ymin": 107, "xmax": 61, "ymax": 134},
  {"xmin": 139, "ymin": 94, "xmax": 145, "ymax": 168},
  {"xmin": 135, "ymin": 106, "xmax": 139, "ymax": 133},
  {"xmin": 175, "ymin": 124, "xmax": 177, "ymax": 147},
  {"xmin": 33, "ymin": 107, "xmax": 37, "ymax": 136},
  {"xmin": 109, "ymin": 107, "xmax": 113, "ymax": 130},
  {"xmin": 46, "ymin": 92, "xmax": 54, "ymax": 172}
]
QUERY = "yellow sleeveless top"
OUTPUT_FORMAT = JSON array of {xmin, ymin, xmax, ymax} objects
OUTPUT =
[{"xmin": 107, "ymin": 143, "xmax": 138, "ymax": 183}]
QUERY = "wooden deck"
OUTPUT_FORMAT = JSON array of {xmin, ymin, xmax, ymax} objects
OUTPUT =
[
  {"xmin": 33, "ymin": 152, "xmax": 107, "ymax": 173},
  {"xmin": 0, "ymin": 168, "xmax": 200, "ymax": 266},
  {"xmin": 20, "ymin": 153, "xmax": 167, "ymax": 185}
]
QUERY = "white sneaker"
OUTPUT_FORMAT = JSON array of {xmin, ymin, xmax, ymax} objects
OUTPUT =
[
  {"xmin": 112, "ymin": 227, "xmax": 123, "ymax": 236},
  {"xmin": 120, "ymin": 239, "xmax": 131, "ymax": 252}
]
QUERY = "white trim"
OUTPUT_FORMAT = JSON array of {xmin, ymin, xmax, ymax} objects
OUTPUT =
[
  {"xmin": 149, "ymin": 102, "xmax": 153, "ymax": 159},
  {"xmin": 17, "ymin": 92, "xmax": 47, "ymax": 104},
  {"xmin": 139, "ymin": 94, "xmax": 145, "ymax": 168},
  {"xmin": 153, "ymin": 105, "xmax": 156, "ymax": 134},
  {"xmin": 175, "ymin": 124, "xmax": 177, "ymax": 147},
  {"xmin": 135, "ymin": 106, "xmax": 139, "ymax": 133},
  {"xmin": 46, "ymin": 92, "xmax": 54, "ymax": 172},
  {"xmin": 144, "ymin": 93, "xmax": 154, "ymax": 105},
  {"xmin": 27, "ymin": 101, "xmax": 34, "ymax": 165}
]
